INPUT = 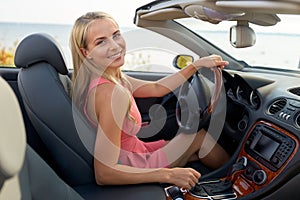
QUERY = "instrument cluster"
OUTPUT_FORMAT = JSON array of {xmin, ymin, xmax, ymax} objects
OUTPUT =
[{"xmin": 223, "ymin": 71, "xmax": 261, "ymax": 110}]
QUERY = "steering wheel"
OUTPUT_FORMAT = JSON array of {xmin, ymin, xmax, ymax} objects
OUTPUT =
[{"xmin": 176, "ymin": 67, "xmax": 223, "ymax": 133}]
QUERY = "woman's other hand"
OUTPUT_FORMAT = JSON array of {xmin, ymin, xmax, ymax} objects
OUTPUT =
[{"xmin": 164, "ymin": 168, "xmax": 201, "ymax": 190}]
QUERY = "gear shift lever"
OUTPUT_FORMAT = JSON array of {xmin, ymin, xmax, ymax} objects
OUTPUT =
[
  {"xmin": 166, "ymin": 186, "xmax": 185, "ymax": 200},
  {"xmin": 228, "ymin": 156, "xmax": 247, "ymax": 182}
]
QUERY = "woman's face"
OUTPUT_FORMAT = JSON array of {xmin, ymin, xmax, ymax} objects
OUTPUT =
[{"xmin": 82, "ymin": 18, "xmax": 126, "ymax": 71}]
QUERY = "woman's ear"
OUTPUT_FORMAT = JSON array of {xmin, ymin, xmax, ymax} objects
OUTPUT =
[{"xmin": 80, "ymin": 48, "xmax": 89, "ymax": 58}]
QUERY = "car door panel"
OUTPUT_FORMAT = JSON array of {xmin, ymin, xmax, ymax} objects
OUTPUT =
[{"xmin": 125, "ymin": 71, "xmax": 179, "ymax": 141}]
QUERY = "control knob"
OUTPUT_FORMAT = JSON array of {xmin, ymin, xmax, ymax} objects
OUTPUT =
[{"xmin": 252, "ymin": 170, "xmax": 267, "ymax": 185}]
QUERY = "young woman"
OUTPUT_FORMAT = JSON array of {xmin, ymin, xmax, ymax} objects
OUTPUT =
[{"xmin": 70, "ymin": 11, "xmax": 230, "ymax": 190}]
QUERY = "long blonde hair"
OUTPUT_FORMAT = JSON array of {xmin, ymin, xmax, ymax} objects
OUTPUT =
[{"xmin": 70, "ymin": 11, "xmax": 134, "ymax": 123}]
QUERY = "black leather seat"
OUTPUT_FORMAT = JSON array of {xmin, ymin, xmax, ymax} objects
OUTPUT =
[
  {"xmin": 14, "ymin": 33, "xmax": 166, "ymax": 200},
  {"xmin": 0, "ymin": 76, "xmax": 84, "ymax": 200},
  {"xmin": 14, "ymin": 33, "xmax": 96, "ymax": 187}
]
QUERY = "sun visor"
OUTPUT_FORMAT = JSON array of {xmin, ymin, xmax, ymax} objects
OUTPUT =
[
  {"xmin": 184, "ymin": 4, "xmax": 245, "ymax": 24},
  {"xmin": 184, "ymin": 4, "xmax": 280, "ymax": 26}
]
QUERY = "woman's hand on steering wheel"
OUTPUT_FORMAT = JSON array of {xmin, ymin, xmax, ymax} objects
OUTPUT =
[
  {"xmin": 192, "ymin": 54, "xmax": 229, "ymax": 70},
  {"xmin": 176, "ymin": 54, "xmax": 228, "ymax": 134}
]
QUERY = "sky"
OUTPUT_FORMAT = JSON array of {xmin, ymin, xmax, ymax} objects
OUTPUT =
[{"xmin": 0, "ymin": 0, "xmax": 150, "ymax": 26}]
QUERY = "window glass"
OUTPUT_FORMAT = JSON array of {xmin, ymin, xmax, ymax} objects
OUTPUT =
[{"xmin": 176, "ymin": 15, "xmax": 300, "ymax": 70}]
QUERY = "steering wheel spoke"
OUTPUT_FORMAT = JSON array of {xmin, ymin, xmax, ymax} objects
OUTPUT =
[{"xmin": 176, "ymin": 67, "xmax": 223, "ymax": 133}]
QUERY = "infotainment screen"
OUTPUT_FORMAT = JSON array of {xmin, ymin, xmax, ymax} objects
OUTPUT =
[
  {"xmin": 246, "ymin": 124, "xmax": 296, "ymax": 171},
  {"xmin": 252, "ymin": 134, "xmax": 280, "ymax": 161}
]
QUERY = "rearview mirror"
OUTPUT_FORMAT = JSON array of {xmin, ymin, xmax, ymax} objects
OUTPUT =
[
  {"xmin": 230, "ymin": 21, "xmax": 256, "ymax": 48},
  {"xmin": 173, "ymin": 55, "xmax": 194, "ymax": 69}
]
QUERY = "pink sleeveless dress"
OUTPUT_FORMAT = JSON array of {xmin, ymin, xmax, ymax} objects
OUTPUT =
[{"xmin": 84, "ymin": 77, "xmax": 169, "ymax": 168}]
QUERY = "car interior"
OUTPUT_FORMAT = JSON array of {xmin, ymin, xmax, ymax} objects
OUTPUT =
[
  {"xmin": 1, "ymin": 0, "xmax": 300, "ymax": 199},
  {"xmin": 9, "ymin": 32, "xmax": 167, "ymax": 200}
]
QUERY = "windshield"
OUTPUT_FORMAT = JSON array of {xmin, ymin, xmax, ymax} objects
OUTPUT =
[{"xmin": 176, "ymin": 14, "xmax": 300, "ymax": 70}]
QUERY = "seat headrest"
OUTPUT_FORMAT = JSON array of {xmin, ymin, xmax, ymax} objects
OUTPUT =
[
  {"xmin": 0, "ymin": 77, "xmax": 26, "ymax": 181},
  {"xmin": 14, "ymin": 33, "xmax": 68, "ymax": 75}
]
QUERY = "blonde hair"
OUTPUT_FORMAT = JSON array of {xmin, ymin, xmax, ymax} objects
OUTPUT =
[{"xmin": 70, "ymin": 11, "xmax": 134, "ymax": 123}]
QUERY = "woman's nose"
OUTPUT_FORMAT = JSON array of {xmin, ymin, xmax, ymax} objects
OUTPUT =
[{"xmin": 108, "ymin": 38, "xmax": 120, "ymax": 50}]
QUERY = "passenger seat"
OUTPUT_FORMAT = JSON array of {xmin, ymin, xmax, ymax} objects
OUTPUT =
[{"xmin": 0, "ymin": 76, "xmax": 84, "ymax": 200}]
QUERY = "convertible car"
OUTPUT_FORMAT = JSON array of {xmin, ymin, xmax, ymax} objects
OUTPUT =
[{"xmin": 1, "ymin": 0, "xmax": 300, "ymax": 199}]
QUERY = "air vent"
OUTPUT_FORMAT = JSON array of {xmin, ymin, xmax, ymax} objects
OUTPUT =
[
  {"xmin": 289, "ymin": 87, "xmax": 300, "ymax": 96},
  {"xmin": 268, "ymin": 99, "xmax": 287, "ymax": 115}
]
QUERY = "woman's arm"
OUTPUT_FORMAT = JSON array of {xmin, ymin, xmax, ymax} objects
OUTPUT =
[
  {"xmin": 94, "ymin": 160, "xmax": 200, "ymax": 189},
  {"xmin": 93, "ymin": 83, "xmax": 200, "ymax": 189},
  {"xmin": 127, "ymin": 55, "xmax": 229, "ymax": 98}
]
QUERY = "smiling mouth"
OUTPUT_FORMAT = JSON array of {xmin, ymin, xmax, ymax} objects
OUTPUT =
[{"xmin": 108, "ymin": 50, "xmax": 123, "ymax": 59}]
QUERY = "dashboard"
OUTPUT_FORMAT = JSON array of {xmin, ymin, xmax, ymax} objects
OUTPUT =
[
  {"xmin": 178, "ymin": 69, "xmax": 300, "ymax": 200},
  {"xmin": 222, "ymin": 69, "xmax": 300, "ymax": 136},
  {"xmin": 220, "ymin": 69, "xmax": 300, "ymax": 198},
  {"xmin": 224, "ymin": 71, "xmax": 263, "ymax": 110}
]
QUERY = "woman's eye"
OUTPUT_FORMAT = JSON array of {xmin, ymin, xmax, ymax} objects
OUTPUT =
[
  {"xmin": 113, "ymin": 33, "xmax": 121, "ymax": 39},
  {"xmin": 96, "ymin": 40, "xmax": 105, "ymax": 46}
]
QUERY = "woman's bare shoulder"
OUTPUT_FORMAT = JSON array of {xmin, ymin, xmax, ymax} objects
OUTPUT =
[{"xmin": 95, "ymin": 83, "xmax": 130, "ymax": 108}]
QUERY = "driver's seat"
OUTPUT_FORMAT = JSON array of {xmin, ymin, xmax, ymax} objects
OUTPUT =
[{"xmin": 14, "ymin": 33, "xmax": 96, "ymax": 187}]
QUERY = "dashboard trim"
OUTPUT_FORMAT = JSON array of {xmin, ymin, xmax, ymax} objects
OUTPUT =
[{"xmin": 232, "ymin": 120, "xmax": 299, "ymax": 197}]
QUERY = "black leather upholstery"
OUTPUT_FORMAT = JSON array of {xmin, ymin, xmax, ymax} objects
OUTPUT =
[
  {"xmin": 19, "ymin": 145, "xmax": 84, "ymax": 200},
  {"xmin": 15, "ymin": 33, "xmax": 96, "ymax": 186},
  {"xmin": 0, "ymin": 76, "xmax": 83, "ymax": 200},
  {"xmin": 14, "ymin": 33, "xmax": 166, "ymax": 200},
  {"xmin": 14, "ymin": 33, "xmax": 68, "ymax": 74}
]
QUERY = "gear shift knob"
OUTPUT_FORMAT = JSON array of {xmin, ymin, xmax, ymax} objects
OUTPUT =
[
  {"xmin": 230, "ymin": 156, "xmax": 247, "ymax": 174},
  {"xmin": 228, "ymin": 156, "xmax": 247, "ymax": 181},
  {"xmin": 166, "ymin": 186, "xmax": 184, "ymax": 200}
]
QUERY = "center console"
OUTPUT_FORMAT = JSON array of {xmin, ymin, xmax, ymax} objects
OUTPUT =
[{"xmin": 166, "ymin": 121, "xmax": 298, "ymax": 200}]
